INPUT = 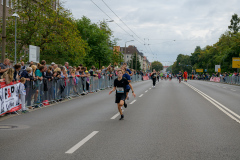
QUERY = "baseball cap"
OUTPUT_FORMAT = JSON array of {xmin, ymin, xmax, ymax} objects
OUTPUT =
[{"xmin": 51, "ymin": 62, "xmax": 55, "ymax": 65}]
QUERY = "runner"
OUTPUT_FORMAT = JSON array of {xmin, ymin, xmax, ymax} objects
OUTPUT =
[
  {"xmin": 169, "ymin": 73, "xmax": 172, "ymax": 81},
  {"xmin": 157, "ymin": 71, "xmax": 160, "ymax": 82},
  {"xmin": 183, "ymin": 70, "xmax": 188, "ymax": 82},
  {"xmin": 178, "ymin": 71, "xmax": 183, "ymax": 83},
  {"xmin": 122, "ymin": 67, "xmax": 131, "ymax": 108},
  {"xmin": 122, "ymin": 63, "xmax": 133, "ymax": 76},
  {"xmin": 151, "ymin": 69, "xmax": 157, "ymax": 87},
  {"xmin": 160, "ymin": 72, "xmax": 163, "ymax": 80},
  {"xmin": 109, "ymin": 69, "xmax": 136, "ymax": 120}
]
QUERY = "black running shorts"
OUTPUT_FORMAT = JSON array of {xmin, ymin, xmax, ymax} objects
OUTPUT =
[
  {"xmin": 115, "ymin": 94, "xmax": 126, "ymax": 103},
  {"xmin": 126, "ymin": 89, "xmax": 130, "ymax": 93}
]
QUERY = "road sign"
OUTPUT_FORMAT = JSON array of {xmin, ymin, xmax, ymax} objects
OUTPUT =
[
  {"xmin": 218, "ymin": 68, "xmax": 221, "ymax": 72},
  {"xmin": 232, "ymin": 57, "xmax": 240, "ymax": 68},
  {"xmin": 215, "ymin": 65, "xmax": 220, "ymax": 72},
  {"xmin": 205, "ymin": 69, "xmax": 207, "ymax": 72},
  {"xmin": 196, "ymin": 69, "xmax": 203, "ymax": 72},
  {"xmin": 29, "ymin": 45, "xmax": 40, "ymax": 63}
]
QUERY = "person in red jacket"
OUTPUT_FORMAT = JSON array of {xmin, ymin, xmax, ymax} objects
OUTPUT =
[{"xmin": 184, "ymin": 71, "xmax": 188, "ymax": 82}]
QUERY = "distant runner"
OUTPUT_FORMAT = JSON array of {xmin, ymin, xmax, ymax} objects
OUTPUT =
[
  {"xmin": 178, "ymin": 71, "xmax": 182, "ymax": 83},
  {"xmin": 151, "ymin": 69, "xmax": 157, "ymax": 87},
  {"xmin": 184, "ymin": 70, "xmax": 188, "ymax": 82}
]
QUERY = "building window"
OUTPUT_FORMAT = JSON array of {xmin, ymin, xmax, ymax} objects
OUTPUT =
[
  {"xmin": 6, "ymin": 0, "xmax": 9, "ymax": 7},
  {"xmin": 1, "ymin": 0, "xmax": 3, "ymax": 5}
]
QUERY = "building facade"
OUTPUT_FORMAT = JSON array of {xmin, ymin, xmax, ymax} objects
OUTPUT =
[{"xmin": 120, "ymin": 45, "xmax": 146, "ymax": 70}]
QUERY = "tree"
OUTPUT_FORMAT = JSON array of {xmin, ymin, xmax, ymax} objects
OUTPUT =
[
  {"xmin": 128, "ymin": 53, "xmax": 141, "ymax": 70},
  {"xmin": 76, "ymin": 16, "xmax": 114, "ymax": 69},
  {"xmin": 112, "ymin": 48, "xmax": 123, "ymax": 67},
  {"xmin": 151, "ymin": 61, "xmax": 163, "ymax": 71},
  {"xmin": 1, "ymin": 0, "xmax": 88, "ymax": 65},
  {"xmin": 228, "ymin": 13, "xmax": 240, "ymax": 34}
]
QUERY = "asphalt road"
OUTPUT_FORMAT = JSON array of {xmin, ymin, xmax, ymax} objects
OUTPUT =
[{"xmin": 1, "ymin": 79, "xmax": 240, "ymax": 160}]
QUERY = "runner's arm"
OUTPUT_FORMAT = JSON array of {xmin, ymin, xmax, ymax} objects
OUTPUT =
[
  {"xmin": 109, "ymin": 86, "xmax": 116, "ymax": 95},
  {"xmin": 128, "ymin": 83, "xmax": 136, "ymax": 97}
]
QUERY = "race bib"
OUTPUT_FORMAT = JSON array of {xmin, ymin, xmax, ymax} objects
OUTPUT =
[{"xmin": 116, "ymin": 87, "xmax": 124, "ymax": 93}]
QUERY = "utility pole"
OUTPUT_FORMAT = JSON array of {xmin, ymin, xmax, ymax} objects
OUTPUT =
[
  {"xmin": 1, "ymin": 0, "xmax": 7, "ymax": 63},
  {"xmin": 135, "ymin": 52, "xmax": 137, "ymax": 71}
]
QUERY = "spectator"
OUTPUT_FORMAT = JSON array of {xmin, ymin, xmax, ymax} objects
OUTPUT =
[
  {"xmin": 89, "ymin": 66, "xmax": 98, "ymax": 77},
  {"xmin": 2, "ymin": 68, "xmax": 14, "ymax": 85},
  {"xmin": 21, "ymin": 67, "xmax": 33, "ymax": 80},
  {"xmin": 68, "ymin": 66, "xmax": 73, "ymax": 76},
  {"xmin": 46, "ymin": 66, "xmax": 53, "ymax": 79},
  {"xmin": 41, "ymin": 60, "xmax": 46, "ymax": 66},
  {"xmin": 29, "ymin": 61, "xmax": 34, "ymax": 67},
  {"xmin": 30, "ymin": 65, "xmax": 39, "ymax": 105},
  {"xmin": 53, "ymin": 64, "xmax": 58, "ymax": 71},
  {"xmin": 21, "ymin": 61, "xmax": 26, "ymax": 70},
  {"xmin": 13, "ymin": 63, "xmax": 21, "ymax": 81},
  {"xmin": 85, "ymin": 71, "xmax": 90, "ymax": 93},
  {"xmin": 19, "ymin": 77, "xmax": 28, "ymax": 113},
  {"xmin": 76, "ymin": 67, "xmax": 81, "ymax": 76},
  {"xmin": 51, "ymin": 62, "xmax": 55, "ymax": 67},
  {"xmin": 0, "ymin": 58, "xmax": 10, "ymax": 77},
  {"xmin": 35, "ymin": 65, "xmax": 44, "ymax": 81},
  {"xmin": 64, "ymin": 62, "xmax": 69, "ymax": 71},
  {"xmin": 60, "ymin": 66, "xmax": 65, "ymax": 77},
  {"xmin": 54, "ymin": 67, "xmax": 61, "ymax": 73}
]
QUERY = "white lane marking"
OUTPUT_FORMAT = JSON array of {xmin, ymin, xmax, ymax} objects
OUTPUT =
[
  {"xmin": 65, "ymin": 131, "xmax": 99, "ymax": 154},
  {"xmin": 231, "ymin": 89, "xmax": 236, "ymax": 92},
  {"xmin": 145, "ymin": 90, "xmax": 148, "ymax": 93},
  {"xmin": 184, "ymin": 83, "xmax": 240, "ymax": 124},
  {"xmin": 130, "ymin": 100, "xmax": 136, "ymax": 104},
  {"xmin": 111, "ymin": 113, "xmax": 120, "ymax": 119},
  {"xmin": 139, "ymin": 94, "xmax": 144, "ymax": 97}
]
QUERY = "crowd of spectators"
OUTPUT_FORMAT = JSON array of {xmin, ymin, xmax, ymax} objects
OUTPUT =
[
  {"xmin": 0, "ymin": 59, "xmax": 145, "ymax": 85},
  {"xmin": 186, "ymin": 72, "xmax": 240, "ymax": 81},
  {"xmin": 0, "ymin": 59, "xmax": 145, "ymax": 111}
]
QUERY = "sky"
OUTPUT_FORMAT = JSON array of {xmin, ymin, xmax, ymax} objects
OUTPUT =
[{"xmin": 63, "ymin": 0, "xmax": 240, "ymax": 66}]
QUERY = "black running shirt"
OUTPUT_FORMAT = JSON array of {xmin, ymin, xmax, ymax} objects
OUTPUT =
[
  {"xmin": 151, "ymin": 72, "xmax": 157, "ymax": 79},
  {"xmin": 114, "ymin": 78, "xmax": 129, "ymax": 94}
]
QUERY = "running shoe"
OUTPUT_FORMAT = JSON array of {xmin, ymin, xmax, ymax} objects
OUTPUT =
[
  {"xmin": 119, "ymin": 114, "xmax": 124, "ymax": 120},
  {"xmin": 124, "ymin": 102, "xmax": 127, "ymax": 108}
]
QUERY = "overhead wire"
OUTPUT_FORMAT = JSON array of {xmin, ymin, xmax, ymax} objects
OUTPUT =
[
  {"xmin": 90, "ymin": 0, "xmax": 132, "ymax": 38},
  {"xmin": 91, "ymin": 0, "xmax": 156, "ymax": 61},
  {"xmin": 101, "ymin": 0, "xmax": 145, "ymax": 45}
]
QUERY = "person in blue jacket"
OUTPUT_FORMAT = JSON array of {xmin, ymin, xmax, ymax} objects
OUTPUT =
[{"xmin": 122, "ymin": 67, "xmax": 131, "ymax": 108}]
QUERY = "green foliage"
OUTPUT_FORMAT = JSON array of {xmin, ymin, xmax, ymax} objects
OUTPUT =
[
  {"xmin": 228, "ymin": 13, "xmax": 240, "ymax": 34},
  {"xmin": 128, "ymin": 53, "xmax": 141, "ymax": 70},
  {"xmin": 1, "ymin": 0, "xmax": 88, "ymax": 65},
  {"xmin": 76, "ymin": 16, "xmax": 116, "ymax": 69},
  {"xmin": 151, "ymin": 61, "xmax": 163, "ymax": 71}
]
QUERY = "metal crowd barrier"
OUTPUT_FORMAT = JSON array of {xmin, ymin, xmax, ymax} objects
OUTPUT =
[
  {"xmin": 24, "ymin": 75, "xmax": 142, "ymax": 108},
  {"xmin": 220, "ymin": 76, "xmax": 240, "ymax": 85}
]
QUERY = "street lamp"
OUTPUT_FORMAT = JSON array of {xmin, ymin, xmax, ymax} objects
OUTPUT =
[
  {"xmin": 125, "ymin": 40, "xmax": 134, "ymax": 64},
  {"xmin": 106, "ymin": 20, "xmax": 114, "ymax": 22},
  {"xmin": 12, "ymin": 13, "xmax": 20, "ymax": 64}
]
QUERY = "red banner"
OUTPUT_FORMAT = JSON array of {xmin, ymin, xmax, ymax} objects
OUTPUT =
[{"xmin": 143, "ymin": 76, "xmax": 149, "ymax": 81}]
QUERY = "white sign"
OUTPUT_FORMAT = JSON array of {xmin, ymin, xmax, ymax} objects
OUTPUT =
[
  {"xmin": 215, "ymin": 65, "xmax": 221, "ymax": 72},
  {"xmin": 29, "ymin": 45, "xmax": 40, "ymax": 63},
  {"xmin": 0, "ymin": 83, "xmax": 21, "ymax": 116}
]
